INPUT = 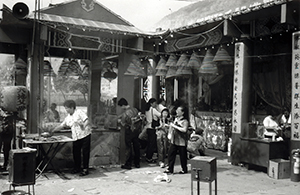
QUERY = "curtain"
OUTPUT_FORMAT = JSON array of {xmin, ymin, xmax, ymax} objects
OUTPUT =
[
  {"xmin": 252, "ymin": 67, "xmax": 286, "ymax": 111},
  {"xmin": 201, "ymin": 74, "xmax": 224, "ymax": 105}
]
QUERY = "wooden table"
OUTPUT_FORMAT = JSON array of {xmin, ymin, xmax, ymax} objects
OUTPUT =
[
  {"xmin": 239, "ymin": 137, "xmax": 289, "ymax": 168},
  {"xmin": 23, "ymin": 135, "xmax": 73, "ymax": 179}
]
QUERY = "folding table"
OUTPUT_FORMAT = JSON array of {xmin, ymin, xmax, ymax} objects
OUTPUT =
[{"xmin": 23, "ymin": 135, "xmax": 73, "ymax": 179}]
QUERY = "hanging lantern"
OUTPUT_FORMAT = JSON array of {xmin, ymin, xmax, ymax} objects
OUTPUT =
[
  {"xmin": 175, "ymin": 54, "xmax": 192, "ymax": 77},
  {"xmin": 213, "ymin": 46, "xmax": 233, "ymax": 64},
  {"xmin": 103, "ymin": 69, "xmax": 117, "ymax": 82},
  {"xmin": 44, "ymin": 60, "xmax": 56, "ymax": 77},
  {"xmin": 0, "ymin": 86, "xmax": 29, "ymax": 112},
  {"xmin": 187, "ymin": 52, "xmax": 202, "ymax": 71},
  {"xmin": 199, "ymin": 49, "xmax": 218, "ymax": 75}
]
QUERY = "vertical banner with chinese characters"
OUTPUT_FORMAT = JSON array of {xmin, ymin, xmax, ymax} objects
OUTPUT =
[
  {"xmin": 292, "ymin": 32, "xmax": 300, "ymax": 141},
  {"xmin": 232, "ymin": 42, "xmax": 246, "ymax": 134}
]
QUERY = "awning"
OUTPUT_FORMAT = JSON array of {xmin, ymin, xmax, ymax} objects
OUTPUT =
[{"xmin": 28, "ymin": 13, "xmax": 166, "ymax": 37}]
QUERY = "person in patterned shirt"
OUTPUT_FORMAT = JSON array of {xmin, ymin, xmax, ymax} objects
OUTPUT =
[{"xmin": 53, "ymin": 100, "xmax": 91, "ymax": 176}]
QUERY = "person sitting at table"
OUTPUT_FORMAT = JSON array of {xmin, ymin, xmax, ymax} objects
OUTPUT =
[
  {"xmin": 278, "ymin": 108, "xmax": 291, "ymax": 126},
  {"xmin": 263, "ymin": 112, "xmax": 281, "ymax": 139},
  {"xmin": 52, "ymin": 100, "xmax": 91, "ymax": 176},
  {"xmin": 277, "ymin": 108, "xmax": 291, "ymax": 140}
]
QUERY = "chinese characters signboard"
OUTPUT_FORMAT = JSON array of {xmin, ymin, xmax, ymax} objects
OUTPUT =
[
  {"xmin": 232, "ymin": 42, "xmax": 245, "ymax": 134},
  {"xmin": 292, "ymin": 32, "xmax": 300, "ymax": 141}
]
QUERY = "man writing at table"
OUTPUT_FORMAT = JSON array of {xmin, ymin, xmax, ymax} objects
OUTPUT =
[
  {"xmin": 52, "ymin": 100, "xmax": 91, "ymax": 176},
  {"xmin": 263, "ymin": 111, "xmax": 283, "ymax": 140}
]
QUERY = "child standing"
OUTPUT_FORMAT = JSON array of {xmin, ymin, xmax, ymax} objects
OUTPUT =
[{"xmin": 155, "ymin": 108, "xmax": 170, "ymax": 168}]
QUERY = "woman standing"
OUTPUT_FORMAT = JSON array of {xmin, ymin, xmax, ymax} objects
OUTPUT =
[
  {"xmin": 165, "ymin": 105, "xmax": 189, "ymax": 174},
  {"xmin": 155, "ymin": 108, "xmax": 170, "ymax": 168}
]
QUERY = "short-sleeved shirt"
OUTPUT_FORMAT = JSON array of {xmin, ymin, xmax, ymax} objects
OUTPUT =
[
  {"xmin": 145, "ymin": 107, "xmax": 161, "ymax": 128},
  {"xmin": 61, "ymin": 109, "xmax": 91, "ymax": 140}
]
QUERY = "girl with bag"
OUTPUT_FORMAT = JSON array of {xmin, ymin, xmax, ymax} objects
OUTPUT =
[{"xmin": 155, "ymin": 108, "xmax": 170, "ymax": 168}]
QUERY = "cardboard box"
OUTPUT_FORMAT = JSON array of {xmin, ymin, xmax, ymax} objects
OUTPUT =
[{"xmin": 268, "ymin": 159, "xmax": 290, "ymax": 179}]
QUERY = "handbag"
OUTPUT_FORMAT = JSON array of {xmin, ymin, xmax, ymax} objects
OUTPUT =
[{"xmin": 151, "ymin": 119, "xmax": 159, "ymax": 128}]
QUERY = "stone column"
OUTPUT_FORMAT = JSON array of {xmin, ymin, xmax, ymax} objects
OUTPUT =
[{"xmin": 231, "ymin": 41, "xmax": 252, "ymax": 164}]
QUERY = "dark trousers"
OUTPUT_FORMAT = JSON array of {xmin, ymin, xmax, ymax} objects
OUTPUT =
[
  {"xmin": 125, "ymin": 128, "xmax": 140, "ymax": 167},
  {"xmin": 0, "ymin": 135, "xmax": 12, "ymax": 168},
  {"xmin": 146, "ymin": 128, "xmax": 157, "ymax": 160},
  {"xmin": 73, "ymin": 134, "xmax": 91, "ymax": 170},
  {"xmin": 167, "ymin": 143, "xmax": 187, "ymax": 173}
]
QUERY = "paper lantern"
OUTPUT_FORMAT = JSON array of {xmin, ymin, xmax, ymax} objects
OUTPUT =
[
  {"xmin": 0, "ymin": 86, "xmax": 29, "ymax": 112},
  {"xmin": 199, "ymin": 49, "xmax": 218, "ymax": 75},
  {"xmin": 103, "ymin": 69, "xmax": 117, "ymax": 82},
  {"xmin": 213, "ymin": 46, "xmax": 233, "ymax": 64}
]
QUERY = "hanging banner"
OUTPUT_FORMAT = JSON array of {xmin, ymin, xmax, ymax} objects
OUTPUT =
[
  {"xmin": 232, "ymin": 42, "xmax": 245, "ymax": 134},
  {"xmin": 291, "ymin": 31, "xmax": 300, "ymax": 141}
]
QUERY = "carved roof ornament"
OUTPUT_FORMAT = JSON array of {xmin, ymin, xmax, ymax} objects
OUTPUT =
[{"xmin": 81, "ymin": 0, "xmax": 95, "ymax": 12}]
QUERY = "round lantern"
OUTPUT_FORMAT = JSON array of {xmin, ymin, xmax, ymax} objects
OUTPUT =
[{"xmin": 0, "ymin": 86, "xmax": 29, "ymax": 112}]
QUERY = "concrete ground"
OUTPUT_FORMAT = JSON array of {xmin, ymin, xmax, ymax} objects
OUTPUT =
[{"xmin": 1, "ymin": 150, "xmax": 299, "ymax": 195}]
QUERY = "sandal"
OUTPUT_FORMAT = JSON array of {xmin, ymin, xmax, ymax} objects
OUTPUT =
[{"xmin": 164, "ymin": 169, "xmax": 173, "ymax": 174}]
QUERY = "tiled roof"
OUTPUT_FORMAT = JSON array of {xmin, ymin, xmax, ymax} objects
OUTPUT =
[{"xmin": 155, "ymin": 0, "xmax": 290, "ymax": 31}]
